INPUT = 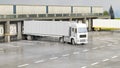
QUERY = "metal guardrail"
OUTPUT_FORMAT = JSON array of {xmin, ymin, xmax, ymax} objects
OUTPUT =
[{"xmin": 0, "ymin": 13, "xmax": 103, "ymax": 19}]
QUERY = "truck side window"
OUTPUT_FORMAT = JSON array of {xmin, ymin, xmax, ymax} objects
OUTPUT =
[
  {"xmin": 75, "ymin": 28, "xmax": 77, "ymax": 33},
  {"xmin": 72, "ymin": 28, "xmax": 74, "ymax": 32},
  {"xmin": 69, "ymin": 27, "xmax": 71, "ymax": 36}
]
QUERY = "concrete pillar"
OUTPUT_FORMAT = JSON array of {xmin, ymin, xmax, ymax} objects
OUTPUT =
[
  {"xmin": 69, "ymin": 18, "xmax": 72, "ymax": 21},
  {"xmin": 26, "ymin": 14, "xmax": 29, "ymax": 18},
  {"xmin": 17, "ymin": 22, "xmax": 22, "ymax": 40},
  {"xmin": 88, "ymin": 19, "xmax": 92, "ymax": 31},
  {"xmin": 83, "ymin": 17, "xmax": 87, "ymax": 23},
  {"xmin": 76, "ymin": 19, "xmax": 78, "ymax": 23},
  {"xmin": 5, "ymin": 21, "xmax": 10, "ymax": 42},
  {"xmin": 36, "ymin": 14, "xmax": 39, "ymax": 18}
]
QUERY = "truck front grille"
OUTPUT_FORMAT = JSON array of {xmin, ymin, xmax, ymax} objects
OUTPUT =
[
  {"xmin": 80, "ymin": 39, "xmax": 86, "ymax": 42},
  {"xmin": 80, "ymin": 35, "xmax": 86, "ymax": 38}
]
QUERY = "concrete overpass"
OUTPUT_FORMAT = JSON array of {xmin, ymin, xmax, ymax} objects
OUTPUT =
[{"xmin": 0, "ymin": 13, "xmax": 110, "ymax": 42}]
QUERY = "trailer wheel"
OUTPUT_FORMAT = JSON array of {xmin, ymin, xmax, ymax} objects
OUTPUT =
[
  {"xmin": 71, "ymin": 39, "xmax": 75, "ymax": 45},
  {"xmin": 59, "ymin": 37, "xmax": 64, "ymax": 43},
  {"xmin": 27, "ymin": 35, "xmax": 32, "ymax": 40}
]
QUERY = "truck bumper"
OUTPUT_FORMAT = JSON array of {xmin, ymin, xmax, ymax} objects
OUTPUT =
[{"xmin": 76, "ymin": 39, "xmax": 88, "ymax": 44}]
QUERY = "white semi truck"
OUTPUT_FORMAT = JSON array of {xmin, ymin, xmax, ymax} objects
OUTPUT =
[
  {"xmin": 23, "ymin": 21, "xmax": 88, "ymax": 45},
  {"xmin": 93, "ymin": 19, "xmax": 120, "ymax": 30}
]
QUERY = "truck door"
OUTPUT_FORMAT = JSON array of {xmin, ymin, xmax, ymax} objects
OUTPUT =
[{"xmin": 71, "ymin": 28, "xmax": 76, "ymax": 37}]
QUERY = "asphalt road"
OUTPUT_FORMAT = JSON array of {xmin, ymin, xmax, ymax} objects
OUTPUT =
[{"xmin": 0, "ymin": 31, "xmax": 120, "ymax": 68}]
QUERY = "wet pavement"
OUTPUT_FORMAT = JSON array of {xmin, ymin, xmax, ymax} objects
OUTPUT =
[{"xmin": 0, "ymin": 31, "xmax": 120, "ymax": 68}]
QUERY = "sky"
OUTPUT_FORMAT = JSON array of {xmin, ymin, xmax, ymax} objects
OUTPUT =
[{"xmin": 0, "ymin": 0, "xmax": 120, "ymax": 17}]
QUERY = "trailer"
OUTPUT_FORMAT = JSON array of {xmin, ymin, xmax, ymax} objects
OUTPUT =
[
  {"xmin": 23, "ymin": 21, "xmax": 88, "ymax": 45},
  {"xmin": 93, "ymin": 19, "xmax": 120, "ymax": 30}
]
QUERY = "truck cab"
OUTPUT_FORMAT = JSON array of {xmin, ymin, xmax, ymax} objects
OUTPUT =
[{"xmin": 63, "ymin": 23, "xmax": 88, "ymax": 45}]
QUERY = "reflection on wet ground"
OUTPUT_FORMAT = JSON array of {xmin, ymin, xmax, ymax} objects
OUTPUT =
[{"xmin": 0, "ymin": 31, "xmax": 120, "ymax": 68}]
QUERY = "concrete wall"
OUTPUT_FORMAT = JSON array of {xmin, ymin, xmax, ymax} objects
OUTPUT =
[
  {"xmin": 73, "ymin": 6, "xmax": 91, "ymax": 13},
  {"xmin": 48, "ymin": 6, "xmax": 71, "ymax": 14},
  {"xmin": 16, "ymin": 5, "xmax": 46, "ymax": 14},
  {"xmin": 92, "ymin": 6, "xmax": 103, "ymax": 13},
  {"xmin": 0, "ymin": 21, "xmax": 23, "ymax": 42},
  {"xmin": 0, "ymin": 5, "xmax": 13, "ymax": 14},
  {"xmin": 10, "ymin": 24, "xmax": 17, "ymax": 35},
  {"xmin": 0, "ymin": 4, "xmax": 104, "ymax": 15}
]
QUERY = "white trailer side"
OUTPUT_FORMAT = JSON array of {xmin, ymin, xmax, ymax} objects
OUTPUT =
[
  {"xmin": 23, "ymin": 21, "xmax": 70, "ymax": 37},
  {"xmin": 93, "ymin": 19, "xmax": 120, "ymax": 30}
]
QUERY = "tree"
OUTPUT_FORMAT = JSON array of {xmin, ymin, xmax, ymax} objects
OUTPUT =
[
  {"xmin": 103, "ymin": 11, "xmax": 109, "ymax": 16},
  {"xmin": 109, "ymin": 5, "xmax": 115, "ymax": 19}
]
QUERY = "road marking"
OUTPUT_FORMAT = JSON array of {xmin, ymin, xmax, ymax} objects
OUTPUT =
[
  {"xmin": 73, "ymin": 52, "xmax": 79, "ymax": 55},
  {"xmin": 102, "ymin": 59, "xmax": 110, "ymax": 62},
  {"xmin": 49, "ymin": 57, "xmax": 58, "ymax": 60},
  {"xmin": 34, "ymin": 60, "xmax": 45, "ymax": 63},
  {"xmin": 112, "ymin": 56, "xmax": 118, "ymax": 59},
  {"xmin": 62, "ymin": 54, "xmax": 70, "ymax": 57},
  {"xmin": 17, "ymin": 64, "xmax": 29, "ymax": 67},
  {"xmin": 92, "ymin": 47, "xmax": 98, "ymax": 50},
  {"xmin": 81, "ymin": 66, "xmax": 87, "ymax": 68},
  {"xmin": 100, "ymin": 46, "xmax": 105, "ymax": 48},
  {"xmin": 83, "ymin": 49, "xmax": 89, "ymax": 52},
  {"xmin": 91, "ymin": 62, "xmax": 99, "ymax": 66}
]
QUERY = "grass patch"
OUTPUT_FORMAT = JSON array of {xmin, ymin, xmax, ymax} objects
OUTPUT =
[{"xmin": 115, "ymin": 18, "xmax": 120, "ymax": 20}]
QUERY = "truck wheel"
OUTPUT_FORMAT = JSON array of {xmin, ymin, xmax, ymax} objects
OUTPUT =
[
  {"xmin": 59, "ymin": 37, "xmax": 64, "ymax": 43},
  {"xmin": 27, "ymin": 35, "xmax": 32, "ymax": 40},
  {"xmin": 71, "ymin": 39, "xmax": 75, "ymax": 45}
]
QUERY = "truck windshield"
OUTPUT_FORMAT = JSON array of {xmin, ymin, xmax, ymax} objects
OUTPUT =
[{"xmin": 78, "ymin": 28, "xmax": 87, "ymax": 33}]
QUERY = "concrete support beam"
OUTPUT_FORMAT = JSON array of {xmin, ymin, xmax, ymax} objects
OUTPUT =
[
  {"xmin": 88, "ymin": 19, "xmax": 92, "ymax": 31},
  {"xmin": 17, "ymin": 22, "xmax": 22, "ymax": 40},
  {"xmin": 5, "ymin": 21, "xmax": 10, "ymax": 42}
]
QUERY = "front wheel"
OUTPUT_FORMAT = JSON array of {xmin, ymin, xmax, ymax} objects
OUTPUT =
[{"xmin": 71, "ymin": 39, "xmax": 75, "ymax": 45}]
